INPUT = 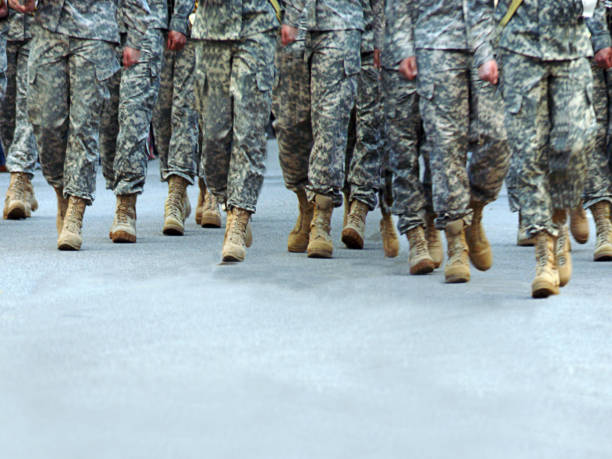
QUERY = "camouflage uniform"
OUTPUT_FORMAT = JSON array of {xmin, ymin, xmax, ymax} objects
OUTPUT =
[
  {"xmin": 411, "ymin": 1, "xmax": 509, "ymax": 229},
  {"xmin": 383, "ymin": 0, "xmax": 430, "ymax": 234},
  {"xmin": 284, "ymin": 0, "xmax": 364, "ymax": 207},
  {"xmin": 344, "ymin": 0, "xmax": 383, "ymax": 211},
  {"xmin": 496, "ymin": 0, "xmax": 600, "ymax": 237},
  {"xmin": 101, "ymin": 0, "xmax": 194, "ymax": 196},
  {"xmin": 0, "ymin": 13, "xmax": 7, "ymax": 106},
  {"xmin": 192, "ymin": 0, "xmax": 278, "ymax": 213},
  {"xmin": 0, "ymin": 12, "xmax": 37, "ymax": 178},
  {"xmin": 27, "ymin": 0, "xmax": 150, "ymax": 203},
  {"xmin": 583, "ymin": 10, "xmax": 612, "ymax": 209}
]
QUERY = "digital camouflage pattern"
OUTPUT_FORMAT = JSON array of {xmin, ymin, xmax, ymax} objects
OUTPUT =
[
  {"xmin": 154, "ymin": 39, "xmax": 200, "ymax": 185},
  {"xmin": 381, "ymin": 0, "xmax": 413, "ymax": 71},
  {"xmin": 272, "ymin": 37, "xmax": 312, "ymax": 194},
  {"xmin": 100, "ymin": 27, "xmax": 165, "ymax": 195},
  {"xmin": 345, "ymin": 51, "xmax": 383, "ymax": 210},
  {"xmin": 0, "ymin": 17, "xmax": 6, "ymax": 102},
  {"xmin": 583, "ymin": 62, "xmax": 612, "ymax": 209},
  {"xmin": 284, "ymin": 0, "xmax": 364, "ymax": 32},
  {"xmin": 305, "ymin": 29, "xmax": 361, "ymax": 207},
  {"xmin": 410, "ymin": 0, "xmax": 494, "ymax": 68},
  {"xmin": 28, "ymin": 1, "xmax": 150, "ymax": 203},
  {"xmin": 417, "ymin": 49, "xmax": 509, "ymax": 229},
  {"xmin": 1, "ymin": 39, "xmax": 38, "ymax": 177},
  {"xmin": 497, "ymin": 0, "xmax": 601, "ymax": 237},
  {"xmin": 191, "ymin": 0, "xmax": 278, "ymax": 40},
  {"xmin": 501, "ymin": 53, "xmax": 596, "ymax": 237},
  {"xmin": 195, "ymin": 31, "xmax": 276, "ymax": 212},
  {"xmin": 361, "ymin": 0, "xmax": 383, "ymax": 53}
]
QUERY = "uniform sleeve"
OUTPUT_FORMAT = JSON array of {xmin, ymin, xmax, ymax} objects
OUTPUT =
[
  {"xmin": 386, "ymin": 0, "xmax": 415, "ymax": 63},
  {"xmin": 121, "ymin": 0, "xmax": 153, "ymax": 50},
  {"xmin": 372, "ymin": 0, "xmax": 384, "ymax": 50},
  {"xmin": 283, "ymin": 0, "xmax": 305, "ymax": 27},
  {"xmin": 466, "ymin": 0, "xmax": 495, "ymax": 68},
  {"xmin": 586, "ymin": 1, "xmax": 612, "ymax": 53},
  {"xmin": 169, "ymin": 0, "xmax": 195, "ymax": 35}
]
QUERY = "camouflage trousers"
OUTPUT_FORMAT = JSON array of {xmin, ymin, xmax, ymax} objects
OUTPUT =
[
  {"xmin": 382, "ymin": 67, "xmax": 430, "ymax": 234},
  {"xmin": 0, "ymin": 39, "xmax": 38, "ymax": 176},
  {"xmin": 272, "ymin": 38, "xmax": 312, "ymax": 194},
  {"xmin": 0, "ymin": 32, "xmax": 5, "ymax": 102},
  {"xmin": 582, "ymin": 62, "xmax": 612, "ymax": 209},
  {"xmin": 100, "ymin": 28, "xmax": 164, "ymax": 196},
  {"xmin": 502, "ymin": 52, "xmax": 596, "ymax": 237},
  {"xmin": 417, "ymin": 49, "xmax": 510, "ymax": 229},
  {"xmin": 344, "ymin": 51, "xmax": 383, "ymax": 210},
  {"xmin": 28, "ymin": 26, "xmax": 118, "ymax": 203},
  {"xmin": 306, "ymin": 30, "xmax": 361, "ymax": 207},
  {"xmin": 195, "ymin": 32, "xmax": 275, "ymax": 213},
  {"xmin": 153, "ymin": 38, "xmax": 200, "ymax": 185}
]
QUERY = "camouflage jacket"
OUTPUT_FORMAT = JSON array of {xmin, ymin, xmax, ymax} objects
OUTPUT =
[
  {"xmin": 410, "ymin": 0, "xmax": 495, "ymax": 68},
  {"xmin": 6, "ymin": 10, "xmax": 35, "ymax": 42},
  {"xmin": 35, "ymin": 0, "xmax": 151, "ymax": 50},
  {"xmin": 382, "ymin": 0, "xmax": 413, "ymax": 69},
  {"xmin": 362, "ymin": 0, "xmax": 383, "ymax": 53},
  {"xmin": 284, "ymin": 0, "xmax": 364, "ymax": 32},
  {"xmin": 495, "ymin": 0, "xmax": 606, "ymax": 60},
  {"xmin": 191, "ymin": 0, "xmax": 278, "ymax": 40},
  {"xmin": 586, "ymin": 3, "xmax": 612, "ymax": 53},
  {"xmin": 118, "ymin": 0, "xmax": 195, "ymax": 37}
]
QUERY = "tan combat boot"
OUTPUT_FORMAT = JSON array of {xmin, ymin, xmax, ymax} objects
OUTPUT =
[
  {"xmin": 288, "ymin": 189, "xmax": 314, "ymax": 253},
  {"xmin": 465, "ymin": 199, "xmax": 492, "ymax": 271},
  {"xmin": 163, "ymin": 175, "xmax": 191, "ymax": 235},
  {"xmin": 341, "ymin": 199, "xmax": 369, "ymax": 249},
  {"xmin": 57, "ymin": 196, "xmax": 87, "ymax": 251},
  {"xmin": 109, "ymin": 194, "xmax": 137, "ymax": 243},
  {"xmin": 3, "ymin": 172, "xmax": 38, "ymax": 219},
  {"xmin": 201, "ymin": 188, "xmax": 222, "ymax": 228},
  {"xmin": 195, "ymin": 178, "xmax": 206, "ymax": 225},
  {"xmin": 380, "ymin": 208, "xmax": 399, "ymax": 258},
  {"xmin": 425, "ymin": 213, "xmax": 443, "ymax": 268},
  {"xmin": 553, "ymin": 209, "xmax": 572, "ymax": 287},
  {"xmin": 531, "ymin": 232, "xmax": 560, "ymax": 298},
  {"xmin": 444, "ymin": 219, "xmax": 470, "ymax": 283},
  {"xmin": 517, "ymin": 212, "xmax": 536, "ymax": 247},
  {"xmin": 570, "ymin": 204, "xmax": 589, "ymax": 244},
  {"xmin": 406, "ymin": 226, "xmax": 435, "ymax": 275},
  {"xmin": 54, "ymin": 187, "xmax": 68, "ymax": 235},
  {"xmin": 307, "ymin": 194, "xmax": 334, "ymax": 258},
  {"xmin": 222, "ymin": 207, "xmax": 251, "ymax": 262},
  {"xmin": 591, "ymin": 201, "xmax": 612, "ymax": 261}
]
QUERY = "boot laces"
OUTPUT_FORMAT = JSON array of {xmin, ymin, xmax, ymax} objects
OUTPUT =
[
  {"xmin": 204, "ymin": 191, "xmax": 218, "ymax": 213},
  {"xmin": 556, "ymin": 230, "xmax": 568, "ymax": 265},
  {"xmin": 10, "ymin": 174, "xmax": 27, "ymax": 202},
  {"xmin": 167, "ymin": 188, "xmax": 185, "ymax": 219},
  {"xmin": 536, "ymin": 240, "xmax": 550, "ymax": 268},
  {"xmin": 228, "ymin": 213, "xmax": 247, "ymax": 244},
  {"xmin": 116, "ymin": 200, "xmax": 131, "ymax": 225}
]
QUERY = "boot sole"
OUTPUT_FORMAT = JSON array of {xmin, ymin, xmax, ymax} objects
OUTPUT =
[
  {"xmin": 341, "ymin": 228, "xmax": 364, "ymax": 249},
  {"xmin": 201, "ymin": 214, "xmax": 222, "ymax": 228},
  {"xmin": 57, "ymin": 239, "xmax": 82, "ymax": 251},
  {"xmin": 517, "ymin": 240, "xmax": 535, "ymax": 247},
  {"xmin": 445, "ymin": 274, "xmax": 470, "ymax": 283},
  {"xmin": 307, "ymin": 244, "xmax": 333, "ymax": 258},
  {"xmin": 163, "ymin": 218, "xmax": 185, "ymax": 236},
  {"xmin": 288, "ymin": 245, "xmax": 308, "ymax": 253},
  {"xmin": 532, "ymin": 282, "xmax": 559, "ymax": 298},
  {"xmin": 410, "ymin": 259, "xmax": 434, "ymax": 275},
  {"xmin": 111, "ymin": 230, "xmax": 136, "ymax": 243},
  {"xmin": 222, "ymin": 254, "xmax": 245, "ymax": 262},
  {"xmin": 594, "ymin": 248, "xmax": 612, "ymax": 261}
]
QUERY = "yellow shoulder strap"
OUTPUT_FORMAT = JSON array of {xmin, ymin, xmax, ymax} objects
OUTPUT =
[
  {"xmin": 499, "ymin": 0, "xmax": 524, "ymax": 28},
  {"xmin": 269, "ymin": 0, "xmax": 282, "ymax": 22}
]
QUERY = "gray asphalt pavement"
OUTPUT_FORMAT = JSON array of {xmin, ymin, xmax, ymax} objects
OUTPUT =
[{"xmin": 1, "ymin": 142, "xmax": 611, "ymax": 459}]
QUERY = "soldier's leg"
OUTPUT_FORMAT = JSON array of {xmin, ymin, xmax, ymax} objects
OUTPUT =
[
  {"xmin": 153, "ymin": 47, "xmax": 173, "ymax": 179},
  {"xmin": 272, "ymin": 39, "xmax": 314, "ymax": 252},
  {"xmin": 3, "ymin": 40, "xmax": 39, "ymax": 219},
  {"xmin": 0, "ymin": 32, "xmax": 6, "ymax": 105},
  {"xmin": 342, "ymin": 51, "xmax": 383, "ymax": 249},
  {"xmin": 99, "ymin": 46, "xmax": 122, "ymax": 190},
  {"xmin": 464, "ymin": 57, "xmax": 511, "ymax": 271},
  {"xmin": 417, "ymin": 49, "xmax": 472, "ymax": 283},
  {"xmin": 306, "ymin": 30, "xmax": 360, "ymax": 259},
  {"xmin": 0, "ymin": 39, "xmax": 16, "ymax": 149},
  {"xmin": 383, "ymin": 67, "xmax": 433, "ymax": 273}
]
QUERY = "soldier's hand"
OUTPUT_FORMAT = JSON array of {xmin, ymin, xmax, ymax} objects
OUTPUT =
[
  {"xmin": 281, "ymin": 25, "xmax": 298, "ymax": 46},
  {"xmin": 478, "ymin": 59, "xmax": 499, "ymax": 85},
  {"xmin": 398, "ymin": 57, "xmax": 417, "ymax": 80},
  {"xmin": 8, "ymin": 0, "xmax": 36, "ymax": 13},
  {"xmin": 594, "ymin": 47, "xmax": 612, "ymax": 69},
  {"xmin": 0, "ymin": 0, "xmax": 8, "ymax": 18},
  {"xmin": 167, "ymin": 30, "xmax": 187, "ymax": 52},
  {"xmin": 122, "ymin": 46, "xmax": 141, "ymax": 68},
  {"xmin": 374, "ymin": 49, "xmax": 381, "ymax": 70}
]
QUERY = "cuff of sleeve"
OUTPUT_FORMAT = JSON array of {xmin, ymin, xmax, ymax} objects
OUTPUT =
[
  {"xmin": 473, "ymin": 42, "xmax": 494, "ymax": 69},
  {"xmin": 170, "ymin": 16, "xmax": 190, "ymax": 36},
  {"xmin": 592, "ymin": 33, "xmax": 612, "ymax": 54}
]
